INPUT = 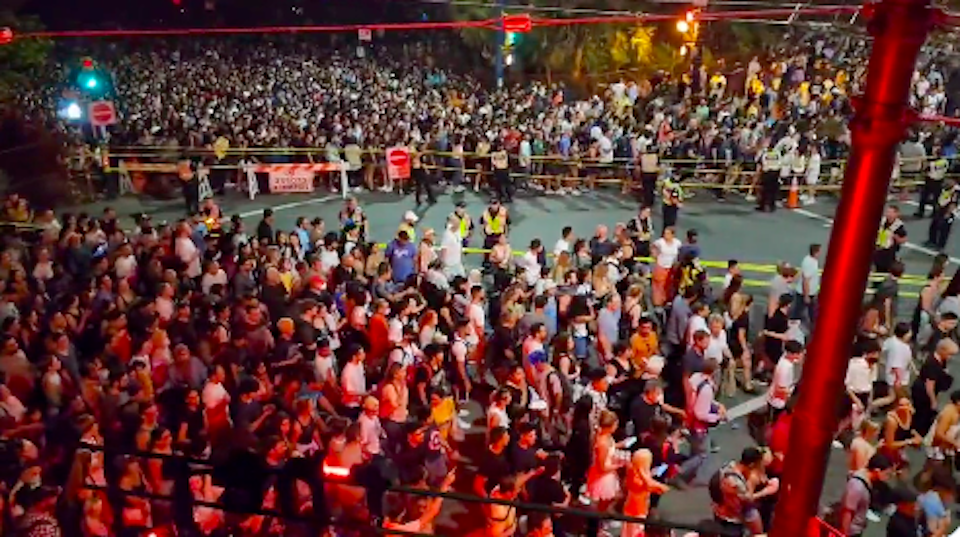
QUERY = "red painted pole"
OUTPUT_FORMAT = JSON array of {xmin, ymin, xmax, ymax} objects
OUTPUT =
[{"xmin": 770, "ymin": 0, "xmax": 936, "ymax": 535}]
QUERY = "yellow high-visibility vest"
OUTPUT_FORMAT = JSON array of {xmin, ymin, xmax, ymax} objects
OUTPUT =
[
  {"xmin": 399, "ymin": 223, "xmax": 416, "ymax": 242},
  {"xmin": 876, "ymin": 219, "xmax": 903, "ymax": 249},
  {"xmin": 484, "ymin": 209, "xmax": 505, "ymax": 235}
]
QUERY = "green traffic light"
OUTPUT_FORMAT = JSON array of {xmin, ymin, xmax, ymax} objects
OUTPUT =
[{"xmin": 86, "ymin": 78, "xmax": 98, "ymax": 89}]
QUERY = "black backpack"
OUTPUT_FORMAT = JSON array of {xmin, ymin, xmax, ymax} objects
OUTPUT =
[
  {"xmin": 709, "ymin": 463, "xmax": 746, "ymax": 504},
  {"xmin": 549, "ymin": 369, "xmax": 574, "ymax": 413}
]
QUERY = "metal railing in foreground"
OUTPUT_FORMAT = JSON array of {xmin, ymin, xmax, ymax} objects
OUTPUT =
[{"xmin": 76, "ymin": 442, "xmax": 741, "ymax": 537}]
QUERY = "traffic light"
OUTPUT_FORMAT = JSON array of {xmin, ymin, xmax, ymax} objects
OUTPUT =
[{"xmin": 75, "ymin": 57, "xmax": 108, "ymax": 94}]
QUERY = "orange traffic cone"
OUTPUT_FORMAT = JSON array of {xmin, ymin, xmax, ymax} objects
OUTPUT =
[{"xmin": 787, "ymin": 177, "xmax": 800, "ymax": 209}]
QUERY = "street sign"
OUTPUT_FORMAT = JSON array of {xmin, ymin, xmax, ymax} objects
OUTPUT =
[
  {"xmin": 503, "ymin": 14, "xmax": 532, "ymax": 33},
  {"xmin": 88, "ymin": 101, "xmax": 117, "ymax": 127},
  {"xmin": 358, "ymin": 28, "xmax": 372, "ymax": 42},
  {"xmin": 386, "ymin": 146, "xmax": 411, "ymax": 181}
]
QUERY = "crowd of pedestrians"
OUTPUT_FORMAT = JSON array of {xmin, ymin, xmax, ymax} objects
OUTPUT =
[{"xmin": 3, "ymin": 25, "xmax": 960, "ymax": 537}]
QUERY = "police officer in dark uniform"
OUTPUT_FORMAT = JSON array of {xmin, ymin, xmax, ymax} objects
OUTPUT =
[
  {"xmin": 757, "ymin": 147, "xmax": 781, "ymax": 213},
  {"xmin": 179, "ymin": 150, "xmax": 200, "ymax": 215},
  {"xmin": 928, "ymin": 181, "xmax": 960, "ymax": 250}
]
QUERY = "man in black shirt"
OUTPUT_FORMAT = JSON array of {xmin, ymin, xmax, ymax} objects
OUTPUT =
[
  {"xmin": 630, "ymin": 379, "xmax": 685, "ymax": 439},
  {"xmin": 256, "ymin": 208, "xmax": 275, "ymax": 243},
  {"xmin": 474, "ymin": 426, "xmax": 512, "ymax": 496},
  {"xmin": 509, "ymin": 422, "xmax": 548, "ymax": 474}
]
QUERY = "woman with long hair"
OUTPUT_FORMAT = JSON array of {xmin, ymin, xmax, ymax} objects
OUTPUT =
[
  {"xmin": 651, "ymin": 227, "xmax": 681, "ymax": 307},
  {"xmin": 586, "ymin": 411, "xmax": 631, "ymax": 525},
  {"xmin": 622, "ymin": 449, "xmax": 670, "ymax": 537}
]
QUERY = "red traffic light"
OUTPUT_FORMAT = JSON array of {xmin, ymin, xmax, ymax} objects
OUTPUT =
[
  {"xmin": 0, "ymin": 27, "xmax": 13, "ymax": 46},
  {"xmin": 503, "ymin": 13, "xmax": 532, "ymax": 33},
  {"xmin": 81, "ymin": 57, "xmax": 95, "ymax": 69}
]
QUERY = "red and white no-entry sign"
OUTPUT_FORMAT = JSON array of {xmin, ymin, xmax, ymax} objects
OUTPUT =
[
  {"xmin": 386, "ymin": 146, "xmax": 411, "ymax": 180},
  {"xmin": 88, "ymin": 101, "xmax": 117, "ymax": 127}
]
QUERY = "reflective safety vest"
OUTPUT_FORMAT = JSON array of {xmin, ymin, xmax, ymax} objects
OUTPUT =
[
  {"xmin": 876, "ymin": 218, "xmax": 904, "ymax": 249},
  {"xmin": 662, "ymin": 180, "xmax": 683, "ymax": 206},
  {"xmin": 930, "ymin": 158, "xmax": 949, "ymax": 180},
  {"xmin": 399, "ymin": 223, "xmax": 416, "ymax": 242},
  {"xmin": 939, "ymin": 188, "xmax": 956, "ymax": 208},
  {"xmin": 454, "ymin": 213, "xmax": 471, "ymax": 238},
  {"xmin": 484, "ymin": 209, "xmax": 506, "ymax": 235},
  {"xmin": 762, "ymin": 151, "xmax": 781, "ymax": 172}
]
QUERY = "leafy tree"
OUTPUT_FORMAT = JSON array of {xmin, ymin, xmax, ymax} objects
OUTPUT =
[{"xmin": 0, "ymin": 8, "xmax": 53, "ymax": 99}]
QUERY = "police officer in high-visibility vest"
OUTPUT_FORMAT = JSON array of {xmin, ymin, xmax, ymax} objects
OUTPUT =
[
  {"xmin": 928, "ymin": 180, "xmax": 960, "ymax": 250},
  {"xmin": 757, "ymin": 147, "xmax": 781, "ymax": 213},
  {"xmin": 875, "ymin": 205, "xmax": 907, "ymax": 272},
  {"xmin": 661, "ymin": 175, "xmax": 683, "ymax": 229},
  {"xmin": 450, "ymin": 201, "xmax": 474, "ymax": 247},
  {"xmin": 179, "ymin": 153, "xmax": 200, "ymax": 215},
  {"xmin": 917, "ymin": 146, "xmax": 949, "ymax": 218},
  {"xmin": 481, "ymin": 199, "xmax": 509, "ymax": 250},
  {"xmin": 398, "ymin": 210, "xmax": 419, "ymax": 243},
  {"xmin": 490, "ymin": 144, "xmax": 513, "ymax": 203}
]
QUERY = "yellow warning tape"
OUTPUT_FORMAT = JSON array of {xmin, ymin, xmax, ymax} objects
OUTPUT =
[{"xmin": 379, "ymin": 243, "xmax": 927, "ymax": 288}]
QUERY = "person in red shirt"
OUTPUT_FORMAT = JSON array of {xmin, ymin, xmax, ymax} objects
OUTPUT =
[{"xmin": 367, "ymin": 299, "xmax": 391, "ymax": 370}]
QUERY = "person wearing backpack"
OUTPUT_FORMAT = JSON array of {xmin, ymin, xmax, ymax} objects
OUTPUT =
[
  {"xmin": 534, "ymin": 351, "xmax": 573, "ymax": 445},
  {"xmin": 709, "ymin": 446, "xmax": 778, "ymax": 536},
  {"xmin": 837, "ymin": 453, "xmax": 895, "ymax": 537}
]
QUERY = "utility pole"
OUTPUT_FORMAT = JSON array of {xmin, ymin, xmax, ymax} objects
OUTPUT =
[{"xmin": 770, "ymin": 0, "xmax": 935, "ymax": 534}]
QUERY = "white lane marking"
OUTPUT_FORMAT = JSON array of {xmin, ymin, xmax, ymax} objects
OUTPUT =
[
  {"xmin": 726, "ymin": 394, "xmax": 769, "ymax": 421},
  {"xmin": 792, "ymin": 207, "xmax": 960, "ymax": 264},
  {"xmin": 237, "ymin": 195, "xmax": 340, "ymax": 219}
]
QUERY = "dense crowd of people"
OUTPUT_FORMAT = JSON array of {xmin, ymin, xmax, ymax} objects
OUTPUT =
[
  {"xmin": 3, "ymin": 25, "xmax": 960, "ymax": 537},
  {"xmin": 19, "ymin": 31, "xmax": 959, "ymax": 203},
  {"xmin": 0, "ymin": 175, "xmax": 957, "ymax": 537}
]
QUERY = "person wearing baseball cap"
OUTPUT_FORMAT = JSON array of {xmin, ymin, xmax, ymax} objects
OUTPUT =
[{"xmin": 398, "ymin": 210, "xmax": 419, "ymax": 242}]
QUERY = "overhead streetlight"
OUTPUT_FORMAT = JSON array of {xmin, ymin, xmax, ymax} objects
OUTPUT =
[{"xmin": 676, "ymin": 19, "xmax": 690, "ymax": 33}]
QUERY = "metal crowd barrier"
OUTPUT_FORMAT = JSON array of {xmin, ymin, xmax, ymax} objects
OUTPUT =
[
  {"xmin": 98, "ymin": 144, "xmax": 945, "ymax": 193},
  {"xmin": 76, "ymin": 442, "xmax": 741, "ymax": 537}
]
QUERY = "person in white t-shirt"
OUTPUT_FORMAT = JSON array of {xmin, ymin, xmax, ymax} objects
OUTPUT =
[
  {"xmin": 175, "ymin": 223, "xmax": 201, "ymax": 278},
  {"xmin": 554, "ymin": 226, "xmax": 574, "ymax": 258},
  {"xmin": 883, "ymin": 322, "xmax": 914, "ymax": 391},
  {"xmin": 340, "ymin": 344, "xmax": 367, "ymax": 418},
  {"xmin": 796, "ymin": 243, "xmax": 822, "ymax": 327},
  {"xmin": 651, "ymin": 227, "xmax": 682, "ymax": 307},
  {"xmin": 200, "ymin": 260, "xmax": 228, "ymax": 294},
  {"xmin": 768, "ymin": 340, "xmax": 805, "ymax": 416},
  {"xmin": 440, "ymin": 216, "xmax": 465, "ymax": 278},
  {"xmin": 519, "ymin": 239, "xmax": 544, "ymax": 287}
]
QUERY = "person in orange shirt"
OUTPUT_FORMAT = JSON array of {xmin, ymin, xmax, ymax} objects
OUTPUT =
[
  {"xmin": 629, "ymin": 317, "xmax": 659, "ymax": 371},
  {"xmin": 367, "ymin": 299, "xmax": 392, "ymax": 371}
]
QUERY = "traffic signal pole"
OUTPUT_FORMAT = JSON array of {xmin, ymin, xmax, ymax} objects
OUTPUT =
[
  {"xmin": 770, "ymin": 0, "xmax": 935, "ymax": 534},
  {"xmin": 494, "ymin": 0, "xmax": 506, "ymax": 88}
]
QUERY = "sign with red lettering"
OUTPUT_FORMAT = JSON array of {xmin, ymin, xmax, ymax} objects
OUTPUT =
[
  {"xmin": 386, "ymin": 146, "xmax": 411, "ymax": 181},
  {"xmin": 89, "ymin": 101, "xmax": 117, "ymax": 127}
]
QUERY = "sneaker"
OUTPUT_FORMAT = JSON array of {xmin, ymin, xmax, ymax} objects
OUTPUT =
[
  {"xmin": 745, "ymin": 194, "xmax": 757, "ymax": 202},
  {"xmin": 832, "ymin": 440, "xmax": 844, "ymax": 449},
  {"xmin": 866, "ymin": 510, "xmax": 881, "ymax": 523}
]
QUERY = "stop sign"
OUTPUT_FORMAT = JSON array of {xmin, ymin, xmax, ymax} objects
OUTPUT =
[
  {"xmin": 88, "ymin": 101, "xmax": 117, "ymax": 127},
  {"xmin": 386, "ymin": 147, "xmax": 411, "ymax": 180}
]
